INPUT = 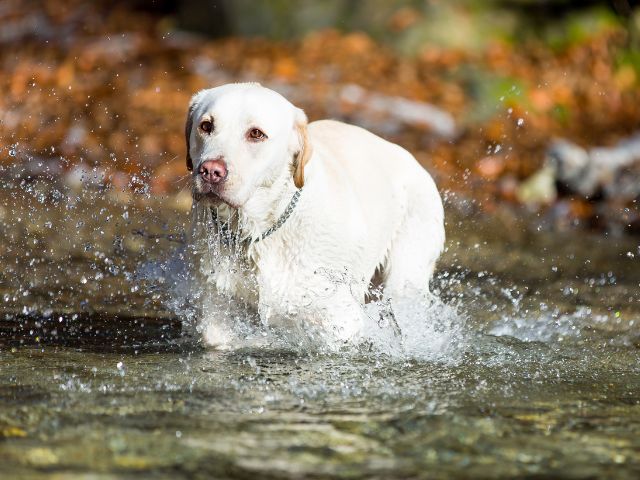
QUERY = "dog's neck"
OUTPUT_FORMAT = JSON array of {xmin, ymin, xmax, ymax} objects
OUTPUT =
[{"xmin": 237, "ymin": 166, "xmax": 299, "ymax": 242}]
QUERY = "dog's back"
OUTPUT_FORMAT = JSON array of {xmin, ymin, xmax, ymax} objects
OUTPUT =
[{"xmin": 303, "ymin": 119, "xmax": 444, "ymax": 296}]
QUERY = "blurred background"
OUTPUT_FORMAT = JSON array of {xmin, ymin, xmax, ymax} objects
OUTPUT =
[{"xmin": 2, "ymin": 0, "xmax": 640, "ymax": 233}]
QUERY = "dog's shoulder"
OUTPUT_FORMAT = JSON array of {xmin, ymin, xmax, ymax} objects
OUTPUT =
[
  {"xmin": 307, "ymin": 119, "xmax": 417, "ymax": 169},
  {"xmin": 308, "ymin": 119, "xmax": 373, "ymax": 140}
]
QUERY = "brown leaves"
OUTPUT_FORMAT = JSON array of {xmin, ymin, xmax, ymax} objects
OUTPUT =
[{"xmin": 1, "ymin": 1, "xmax": 638, "ymax": 232}]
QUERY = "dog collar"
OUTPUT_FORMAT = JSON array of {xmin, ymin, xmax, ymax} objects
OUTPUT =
[
  {"xmin": 251, "ymin": 187, "xmax": 302, "ymax": 243},
  {"xmin": 210, "ymin": 187, "xmax": 303, "ymax": 246}
]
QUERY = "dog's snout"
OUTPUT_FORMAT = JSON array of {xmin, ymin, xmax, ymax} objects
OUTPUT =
[{"xmin": 198, "ymin": 158, "xmax": 228, "ymax": 184}]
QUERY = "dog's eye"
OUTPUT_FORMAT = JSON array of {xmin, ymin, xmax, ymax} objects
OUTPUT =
[
  {"xmin": 248, "ymin": 128, "xmax": 267, "ymax": 141},
  {"xmin": 200, "ymin": 120, "xmax": 213, "ymax": 134}
]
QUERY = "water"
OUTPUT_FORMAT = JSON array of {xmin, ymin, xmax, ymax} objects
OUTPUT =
[{"xmin": 1, "ymin": 173, "xmax": 640, "ymax": 478}]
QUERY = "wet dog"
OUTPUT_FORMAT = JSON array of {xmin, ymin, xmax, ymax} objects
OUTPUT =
[{"xmin": 186, "ymin": 83, "xmax": 444, "ymax": 347}]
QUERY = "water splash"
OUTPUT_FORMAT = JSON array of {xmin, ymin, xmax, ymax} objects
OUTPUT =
[{"xmin": 149, "ymin": 200, "xmax": 468, "ymax": 361}]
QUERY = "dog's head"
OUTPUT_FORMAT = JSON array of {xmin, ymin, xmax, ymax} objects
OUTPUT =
[{"xmin": 185, "ymin": 83, "xmax": 311, "ymax": 208}]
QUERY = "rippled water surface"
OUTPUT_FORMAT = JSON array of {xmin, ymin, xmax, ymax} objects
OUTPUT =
[{"xmin": 1, "ymin": 178, "xmax": 640, "ymax": 479}]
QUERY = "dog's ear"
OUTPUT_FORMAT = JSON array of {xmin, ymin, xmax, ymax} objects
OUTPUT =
[
  {"xmin": 293, "ymin": 108, "xmax": 312, "ymax": 189},
  {"xmin": 185, "ymin": 101, "xmax": 196, "ymax": 172}
]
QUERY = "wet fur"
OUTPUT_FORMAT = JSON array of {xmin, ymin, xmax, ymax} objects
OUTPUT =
[{"xmin": 186, "ymin": 83, "xmax": 445, "ymax": 347}]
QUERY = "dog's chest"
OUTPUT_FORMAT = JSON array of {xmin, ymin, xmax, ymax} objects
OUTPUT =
[
  {"xmin": 209, "ymin": 243, "xmax": 298, "ymax": 307},
  {"xmin": 207, "ymin": 250, "xmax": 259, "ymax": 307}
]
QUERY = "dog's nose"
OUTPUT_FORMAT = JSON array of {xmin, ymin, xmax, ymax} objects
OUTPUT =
[{"xmin": 198, "ymin": 158, "xmax": 227, "ymax": 184}]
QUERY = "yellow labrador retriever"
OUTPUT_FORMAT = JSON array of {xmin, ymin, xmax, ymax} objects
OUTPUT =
[{"xmin": 186, "ymin": 83, "xmax": 444, "ymax": 347}]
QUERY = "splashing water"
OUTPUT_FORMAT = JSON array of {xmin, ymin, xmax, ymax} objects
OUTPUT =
[
  {"xmin": 143, "ymin": 200, "xmax": 468, "ymax": 361},
  {"xmin": 2, "ymin": 180, "xmax": 640, "ymax": 479}
]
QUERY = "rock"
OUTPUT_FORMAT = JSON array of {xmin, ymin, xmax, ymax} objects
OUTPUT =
[
  {"xmin": 338, "ymin": 84, "xmax": 457, "ymax": 138},
  {"xmin": 547, "ymin": 134, "xmax": 640, "ymax": 199}
]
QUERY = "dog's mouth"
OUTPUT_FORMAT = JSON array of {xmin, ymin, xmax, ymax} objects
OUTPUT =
[
  {"xmin": 193, "ymin": 190, "xmax": 221, "ymax": 203},
  {"xmin": 193, "ymin": 177, "xmax": 223, "ymax": 199},
  {"xmin": 192, "ymin": 187, "xmax": 240, "ymax": 210}
]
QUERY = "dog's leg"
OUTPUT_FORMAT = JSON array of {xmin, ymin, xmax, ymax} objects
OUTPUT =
[
  {"xmin": 264, "ymin": 275, "xmax": 366, "ymax": 346},
  {"xmin": 323, "ymin": 286, "xmax": 366, "ymax": 343},
  {"xmin": 382, "ymin": 204, "xmax": 444, "ymax": 308},
  {"xmin": 379, "ymin": 215, "xmax": 440, "ymax": 340},
  {"xmin": 198, "ymin": 289, "xmax": 236, "ymax": 348}
]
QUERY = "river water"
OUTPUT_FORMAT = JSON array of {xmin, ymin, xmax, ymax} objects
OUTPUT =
[{"xmin": 1, "ymin": 173, "xmax": 639, "ymax": 478}]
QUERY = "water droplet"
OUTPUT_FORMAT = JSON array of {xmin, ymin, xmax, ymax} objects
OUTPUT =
[{"xmin": 517, "ymin": 118, "xmax": 524, "ymax": 127}]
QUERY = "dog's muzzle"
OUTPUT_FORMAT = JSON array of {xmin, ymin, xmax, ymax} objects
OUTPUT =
[{"xmin": 198, "ymin": 158, "xmax": 228, "ymax": 184}]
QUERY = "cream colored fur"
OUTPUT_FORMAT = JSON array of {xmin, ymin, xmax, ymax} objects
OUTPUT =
[{"xmin": 186, "ymin": 83, "xmax": 445, "ymax": 347}]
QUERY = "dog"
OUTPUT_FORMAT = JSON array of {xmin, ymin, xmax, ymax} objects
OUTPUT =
[{"xmin": 186, "ymin": 83, "xmax": 444, "ymax": 347}]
